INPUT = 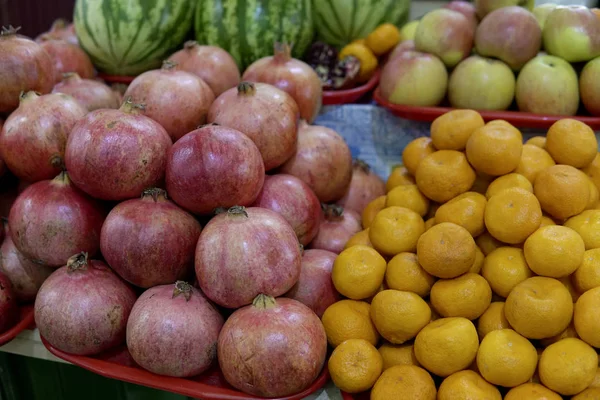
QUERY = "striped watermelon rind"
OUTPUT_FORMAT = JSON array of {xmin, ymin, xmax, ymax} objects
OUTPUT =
[
  {"xmin": 74, "ymin": 0, "xmax": 194, "ymax": 76},
  {"xmin": 194, "ymin": 0, "xmax": 315, "ymax": 70},
  {"xmin": 314, "ymin": 0, "xmax": 411, "ymax": 48}
]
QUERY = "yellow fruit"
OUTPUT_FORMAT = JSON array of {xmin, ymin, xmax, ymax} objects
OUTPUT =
[
  {"xmin": 438, "ymin": 370, "xmax": 502, "ymax": 400},
  {"xmin": 434, "ymin": 192, "xmax": 487, "ymax": 237},
  {"xmin": 470, "ymin": 246, "xmax": 485, "ymax": 274},
  {"xmin": 476, "ymin": 232, "xmax": 505, "ymax": 256},
  {"xmin": 534, "ymin": 164, "xmax": 591, "ymax": 220},
  {"xmin": 371, "ymin": 365, "xmax": 436, "ymax": 400},
  {"xmin": 370, "ymin": 290, "xmax": 431, "ymax": 344},
  {"xmin": 591, "ymin": 367, "xmax": 600, "ymax": 388},
  {"xmin": 339, "ymin": 42, "xmax": 378, "ymax": 82},
  {"xmin": 486, "ymin": 173, "xmax": 533, "ymax": 199},
  {"xmin": 560, "ymin": 275, "xmax": 581, "ymax": 303},
  {"xmin": 385, "ymin": 184, "xmax": 430, "ymax": 216},
  {"xmin": 416, "ymin": 222, "xmax": 477, "ymax": 279},
  {"xmin": 332, "ymin": 245, "xmax": 387, "ymax": 299},
  {"xmin": 477, "ymin": 329, "xmax": 538, "ymax": 387},
  {"xmin": 424, "ymin": 217, "xmax": 436, "ymax": 231},
  {"xmin": 565, "ymin": 210, "xmax": 600, "ymax": 250},
  {"xmin": 504, "ymin": 383, "xmax": 562, "ymax": 400},
  {"xmin": 587, "ymin": 179, "xmax": 600, "ymax": 210},
  {"xmin": 539, "ymin": 338, "xmax": 598, "ymax": 395},
  {"xmin": 344, "ymin": 228, "xmax": 372, "ymax": 250},
  {"xmin": 369, "ymin": 206, "xmax": 425, "ymax": 256},
  {"xmin": 526, "ymin": 136, "xmax": 547, "ymax": 148},
  {"xmin": 514, "ymin": 144, "xmax": 556, "ymax": 184},
  {"xmin": 540, "ymin": 215, "xmax": 556, "ymax": 227},
  {"xmin": 582, "ymin": 152, "xmax": 600, "ymax": 193},
  {"xmin": 386, "ymin": 166, "xmax": 415, "ymax": 192},
  {"xmin": 484, "ymin": 187, "xmax": 542, "ymax": 244},
  {"xmin": 477, "ymin": 302, "xmax": 511, "ymax": 338},
  {"xmin": 403, "ymin": 137, "xmax": 436, "ymax": 176},
  {"xmin": 365, "ymin": 23, "xmax": 401, "ymax": 56},
  {"xmin": 415, "ymin": 150, "xmax": 476, "ymax": 203},
  {"xmin": 523, "ymin": 225, "xmax": 585, "ymax": 278},
  {"xmin": 321, "ymin": 300, "xmax": 379, "ymax": 347},
  {"xmin": 545, "ymin": 118, "xmax": 598, "ymax": 168},
  {"xmin": 328, "ymin": 338, "xmax": 383, "ymax": 393},
  {"xmin": 482, "ymin": 247, "xmax": 534, "ymax": 297},
  {"xmin": 573, "ymin": 387, "xmax": 600, "ymax": 400},
  {"xmin": 540, "ymin": 321, "xmax": 579, "ymax": 347},
  {"xmin": 471, "ymin": 172, "xmax": 494, "ymax": 195},
  {"xmin": 362, "ymin": 195, "xmax": 386, "ymax": 229},
  {"xmin": 378, "ymin": 342, "xmax": 420, "ymax": 370},
  {"xmin": 430, "ymin": 273, "xmax": 492, "ymax": 320},
  {"xmin": 414, "ymin": 317, "xmax": 479, "ymax": 377},
  {"xmin": 574, "ymin": 286, "xmax": 600, "ymax": 348},
  {"xmin": 573, "ymin": 248, "xmax": 600, "ymax": 293},
  {"xmin": 430, "ymin": 109, "xmax": 485, "ymax": 151},
  {"xmin": 465, "ymin": 121, "xmax": 523, "ymax": 176},
  {"xmin": 505, "ymin": 277, "xmax": 574, "ymax": 339},
  {"xmin": 385, "ymin": 252, "xmax": 435, "ymax": 297},
  {"xmin": 426, "ymin": 202, "xmax": 441, "ymax": 219}
]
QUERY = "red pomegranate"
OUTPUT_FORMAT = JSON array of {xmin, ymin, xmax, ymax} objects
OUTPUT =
[
  {"xmin": 126, "ymin": 281, "xmax": 224, "ymax": 377},
  {"xmin": 124, "ymin": 61, "xmax": 215, "ymax": 141},
  {"xmin": 65, "ymin": 98, "xmax": 172, "ymax": 201},
  {"xmin": 0, "ymin": 91, "xmax": 87, "ymax": 182},
  {"xmin": 8, "ymin": 172, "xmax": 106, "ymax": 267},
  {"xmin": 251, "ymin": 174, "xmax": 321, "ymax": 246},
  {"xmin": 34, "ymin": 253, "xmax": 137, "ymax": 355},
  {"xmin": 195, "ymin": 206, "xmax": 302, "ymax": 308},
  {"xmin": 35, "ymin": 19, "xmax": 78, "ymax": 46},
  {"xmin": 336, "ymin": 159, "xmax": 386, "ymax": 214},
  {"xmin": 168, "ymin": 41, "xmax": 240, "ymax": 97},
  {"xmin": 285, "ymin": 249, "xmax": 341, "ymax": 317},
  {"xmin": 39, "ymin": 38, "xmax": 95, "ymax": 83},
  {"xmin": 165, "ymin": 125, "xmax": 265, "ymax": 215},
  {"xmin": 52, "ymin": 72, "xmax": 121, "ymax": 111},
  {"xmin": 0, "ymin": 271, "xmax": 18, "ymax": 332},
  {"xmin": 218, "ymin": 295, "xmax": 327, "ymax": 397},
  {"xmin": 0, "ymin": 26, "xmax": 55, "ymax": 113},
  {"xmin": 280, "ymin": 121, "xmax": 353, "ymax": 203},
  {"xmin": 310, "ymin": 205, "xmax": 362, "ymax": 254},
  {"xmin": 100, "ymin": 188, "xmax": 202, "ymax": 288},
  {"xmin": 208, "ymin": 82, "xmax": 299, "ymax": 171}
]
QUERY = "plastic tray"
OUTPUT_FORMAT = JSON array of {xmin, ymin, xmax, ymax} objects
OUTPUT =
[
  {"xmin": 373, "ymin": 87, "xmax": 600, "ymax": 130},
  {"xmin": 41, "ymin": 335, "xmax": 330, "ymax": 400},
  {"xmin": 0, "ymin": 304, "xmax": 35, "ymax": 346},
  {"xmin": 323, "ymin": 70, "xmax": 381, "ymax": 106}
]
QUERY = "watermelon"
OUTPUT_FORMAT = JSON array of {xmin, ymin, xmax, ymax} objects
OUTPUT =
[
  {"xmin": 73, "ymin": 0, "xmax": 194, "ymax": 76},
  {"xmin": 314, "ymin": 0, "xmax": 411, "ymax": 47},
  {"xmin": 194, "ymin": 0, "xmax": 314, "ymax": 70}
]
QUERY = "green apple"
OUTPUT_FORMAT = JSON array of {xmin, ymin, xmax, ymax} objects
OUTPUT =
[
  {"xmin": 400, "ymin": 20, "xmax": 420, "ymax": 42},
  {"xmin": 543, "ymin": 5, "xmax": 600, "ymax": 63},
  {"xmin": 414, "ymin": 9, "xmax": 474, "ymax": 68},
  {"xmin": 474, "ymin": 0, "xmax": 534, "ymax": 20},
  {"xmin": 580, "ymin": 56, "xmax": 600, "ymax": 116},
  {"xmin": 380, "ymin": 51, "xmax": 448, "ymax": 107},
  {"xmin": 515, "ymin": 55, "xmax": 579, "ymax": 115},
  {"xmin": 533, "ymin": 3, "xmax": 559, "ymax": 30},
  {"xmin": 448, "ymin": 55, "xmax": 516, "ymax": 111}
]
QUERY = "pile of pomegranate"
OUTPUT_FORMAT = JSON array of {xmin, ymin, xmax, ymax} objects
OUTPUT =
[{"xmin": 0, "ymin": 21, "xmax": 385, "ymax": 398}]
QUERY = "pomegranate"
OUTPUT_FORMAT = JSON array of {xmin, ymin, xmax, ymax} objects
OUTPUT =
[
  {"xmin": 127, "ymin": 281, "xmax": 224, "ymax": 377},
  {"xmin": 207, "ymin": 82, "xmax": 299, "ymax": 171},
  {"xmin": 0, "ymin": 26, "xmax": 55, "ymax": 113},
  {"xmin": 168, "ymin": 41, "xmax": 240, "ymax": 97},
  {"xmin": 251, "ymin": 174, "xmax": 321, "ymax": 246},
  {"xmin": 165, "ymin": 125, "xmax": 264, "ymax": 215},
  {"xmin": 310, "ymin": 204, "xmax": 362, "ymax": 254},
  {"xmin": 242, "ymin": 43, "xmax": 323, "ymax": 123},
  {"xmin": 0, "ymin": 271, "xmax": 18, "ymax": 332},
  {"xmin": 8, "ymin": 172, "xmax": 106, "ymax": 267},
  {"xmin": 280, "ymin": 121, "xmax": 353, "ymax": 203},
  {"xmin": 195, "ymin": 206, "xmax": 301, "ymax": 308},
  {"xmin": 0, "ymin": 91, "xmax": 87, "ymax": 182},
  {"xmin": 124, "ymin": 61, "xmax": 215, "ymax": 141},
  {"xmin": 285, "ymin": 249, "xmax": 341, "ymax": 317},
  {"xmin": 0, "ymin": 119, "xmax": 4, "ymax": 178},
  {"xmin": 34, "ymin": 253, "xmax": 137, "ymax": 355},
  {"xmin": 218, "ymin": 294, "xmax": 327, "ymax": 397},
  {"xmin": 52, "ymin": 72, "xmax": 121, "ymax": 111},
  {"xmin": 65, "ymin": 98, "xmax": 172, "ymax": 201},
  {"xmin": 39, "ymin": 38, "xmax": 95, "ymax": 83},
  {"xmin": 100, "ymin": 188, "xmax": 202, "ymax": 288},
  {"xmin": 336, "ymin": 159, "xmax": 386, "ymax": 214},
  {"xmin": 36, "ymin": 19, "xmax": 78, "ymax": 46}
]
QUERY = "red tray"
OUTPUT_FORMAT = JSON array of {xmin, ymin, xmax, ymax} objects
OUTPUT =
[
  {"xmin": 41, "ymin": 335, "xmax": 330, "ymax": 400},
  {"xmin": 373, "ymin": 87, "xmax": 600, "ymax": 130},
  {"xmin": 97, "ymin": 73, "xmax": 136, "ymax": 85},
  {"xmin": 0, "ymin": 304, "xmax": 35, "ymax": 346},
  {"xmin": 323, "ymin": 69, "xmax": 381, "ymax": 106}
]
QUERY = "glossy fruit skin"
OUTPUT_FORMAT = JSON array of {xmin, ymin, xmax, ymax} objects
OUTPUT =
[
  {"xmin": 0, "ymin": 271, "xmax": 19, "ymax": 333},
  {"xmin": 39, "ymin": 39, "xmax": 95, "ymax": 83},
  {"xmin": 195, "ymin": 207, "xmax": 302, "ymax": 309},
  {"xmin": 100, "ymin": 189, "xmax": 202, "ymax": 288},
  {"xmin": 310, "ymin": 206, "xmax": 362, "ymax": 254},
  {"xmin": 165, "ymin": 125, "xmax": 265, "ymax": 215},
  {"xmin": 52, "ymin": 73, "xmax": 121, "ymax": 111},
  {"xmin": 36, "ymin": 19, "xmax": 79, "ymax": 46}
]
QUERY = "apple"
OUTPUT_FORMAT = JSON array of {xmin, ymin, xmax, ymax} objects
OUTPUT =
[
  {"xmin": 388, "ymin": 40, "xmax": 416, "ymax": 61},
  {"xmin": 580, "ymin": 57, "xmax": 600, "ymax": 116},
  {"xmin": 444, "ymin": 0, "xmax": 479, "ymax": 31},
  {"xmin": 515, "ymin": 54, "xmax": 579, "ymax": 115},
  {"xmin": 380, "ymin": 51, "xmax": 448, "ymax": 107},
  {"xmin": 475, "ymin": 0, "xmax": 534, "ymax": 20},
  {"xmin": 414, "ymin": 9, "xmax": 474, "ymax": 68},
  {"xmin": 592, "ymin": 8, "xmax": 600, "ymax": 20},
  {"xmin": 448, "ymin": 55, "xmax": 516, "ymax": 111},
  {"xmin": 543, "ymin": 5, "xmax": 600, "ymax": 62},
  {"xmin": 400, "ymin": 20, "xmax": 420, "ymax": 42},
  {"xmin": 533, "ymin": 3, "xmax": 559, "ymax": 30},
  {"xmin": 475, "ymin": 6, "xmax": 542, "ymax": 70}
]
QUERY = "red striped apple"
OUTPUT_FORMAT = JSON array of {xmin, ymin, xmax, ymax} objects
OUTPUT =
[
  {"xmin": 543, "ymin": 6, "xmax": 600, "ymax": 62},
  {"xmin": 580, "ymin": 57, "xmax": 600, "ymax": 116}
]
